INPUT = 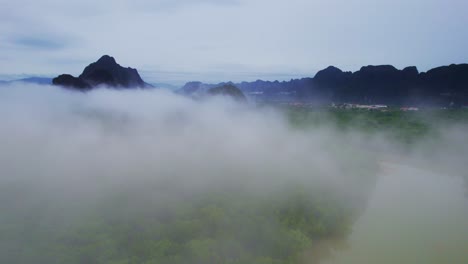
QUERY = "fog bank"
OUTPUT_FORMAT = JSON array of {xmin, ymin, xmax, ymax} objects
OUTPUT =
[{"xmin": 0, "ymin": 83, "xmax": 466, "ymax": 263}]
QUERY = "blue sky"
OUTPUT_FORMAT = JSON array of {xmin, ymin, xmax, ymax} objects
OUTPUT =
[{"xmin": 1, "ymin": 0, "xmax": 467, "ymax": 85}]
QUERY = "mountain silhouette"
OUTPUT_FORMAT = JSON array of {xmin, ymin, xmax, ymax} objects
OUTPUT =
[
  {"xmin": 53, "ymin": 55, "xmax": 151, "ymax": 90},
  {"xmin": 207, "ymin": 84, "xmax": 247, "ymax": 102},
  {"xmin": 179, "ymin": 64, "xmax": 468, "ymax": 106}
]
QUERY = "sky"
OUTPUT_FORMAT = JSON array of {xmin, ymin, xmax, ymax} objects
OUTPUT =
[{"xmin": 1, "ymin": 0, "xmax": 468, "ymax": 85}]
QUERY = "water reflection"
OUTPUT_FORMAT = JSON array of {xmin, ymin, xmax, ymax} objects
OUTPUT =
[{"xmin": 319, "ymin": 162, "xmax": 468, "ymax": 264}]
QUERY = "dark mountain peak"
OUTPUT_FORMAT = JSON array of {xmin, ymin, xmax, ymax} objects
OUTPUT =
[
  {"xmin": 359, "ymin": 65, "xmax": 398, "ymax": 73},
  {"xmin": 96, "ymin": 55, "xmax": 117, "ymax": 65},
  {"xmin": 80, "ymin": 55, "xmax": 120, "ymax": 79},
  {"xmin": 422, "ymin": 64, "xmax": 468, "ymax": 94},
  {"xmin": 53, "ymin": 55, "xmax": 150, "ymax": 90},
  {"xmin": 314, "ymin": 66, "xmax": 351, "ymax": 89},
  {"xmin": 403, "ymin": 66, "xmax": 419, "ymax": 75},
  {"xmin": 207, "ymin": 84, "xmax": 247, "ymax": 102},
  {"xmin": 321, "ymin": 66, "xmax": 343, "ymax": 73},
  {"xmin": 79, "ymin": 55, "xmax": 145, "ymax": 87},
  {"xmin": 314, "ymin": 66, "xmax": 344, "ymax": 80},
  {"xmin": 425, "ymin": 63, "xmax": 468, "ymax": 74},
  {"xmin": 354, "ymin": 65, "xmax": 403, "ymax": 84}
]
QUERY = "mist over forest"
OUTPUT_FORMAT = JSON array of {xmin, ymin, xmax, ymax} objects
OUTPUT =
[
  {"xmin": 0, "ymin": 83, "xmax": 467, "ymax": 263},
  {"xmin": 2, "ymin": 0, "xmax": 468, "ymax": 261}
]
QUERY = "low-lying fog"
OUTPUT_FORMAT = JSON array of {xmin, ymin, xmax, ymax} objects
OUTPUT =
[{"xmin": 0, "ymin": 84, "xmax": 467, "ymax": 263}]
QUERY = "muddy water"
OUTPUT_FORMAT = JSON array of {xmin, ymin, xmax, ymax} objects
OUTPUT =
[{"xmin": 321, "ymin": 162, "xmax": 468, "ymax": 264}]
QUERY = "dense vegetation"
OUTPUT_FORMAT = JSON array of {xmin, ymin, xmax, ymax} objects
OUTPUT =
[
  {"xmin": 1, "ymin": 139, "xmax": 377, "ymax": 264},
  {"xmin": 5, "ymin": 108, "xmax": 467, "ymax": 264},
  {"xmin": 1, "ymin": 180, "xmax": 374, "ymax": 264},
  {"xmin": 287, "ymin": 108, "xmax": 468, "ymax": 144}
]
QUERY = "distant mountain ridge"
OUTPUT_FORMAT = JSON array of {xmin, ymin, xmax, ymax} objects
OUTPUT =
[
  {"xmin": 52, "ymin": 55, "xmax": 152, "ymax": 90},
  {"xmin": 179, "ymin": 64, "xmax": 468, "ymax": 106},
  {"xmin": 0, "ymin": 77, "xmax": 52, "ymax": 85},
  {"xmin": 3, "ymin": 59, "xmax": 468, "ymax": 106}
]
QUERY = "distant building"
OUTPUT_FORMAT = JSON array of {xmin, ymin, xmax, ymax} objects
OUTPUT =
[
  {"xmin": 400, "ymin": 107, "xmax": 419, "ymax": 111},
  {"xmin": 333, "ymin": 103, "xmax": 388, "ymax": 110}
]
